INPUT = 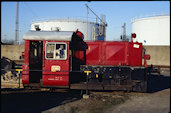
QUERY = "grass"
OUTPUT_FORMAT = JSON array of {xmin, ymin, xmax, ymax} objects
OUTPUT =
[{"xmin": 88, "ymin": 95, "xmax": 129, "ymax": 113}]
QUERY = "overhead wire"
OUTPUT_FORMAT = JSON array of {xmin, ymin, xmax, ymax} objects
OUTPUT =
[
  {"xmin": 23, "ymin": 2, "xmax": 39, "ymax": 18},
  {"xmin": 18, "ymin": 2, "xmax": 39, "ymax": 44}
]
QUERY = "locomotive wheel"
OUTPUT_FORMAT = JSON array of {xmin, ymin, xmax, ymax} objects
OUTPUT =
[
  {"xmin": 132, "ymin": 81, "xmax": 147, "ymax": 92},
  {"xmin": 23, "ymin": 85, "xmax": 31, "ymax": 90},
  {"xmin": 49, "ymin": 88, "xmax": 56, "ymax": 92}
]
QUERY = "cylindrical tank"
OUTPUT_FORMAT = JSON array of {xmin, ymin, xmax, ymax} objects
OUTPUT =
[
  {"xmin": 132, "ymin": 15, "xmax": 170, "ymax": 66},
  {"xmin": 30, "ymin": 19, "xmax": 107, "ymax": 41},
  {"xmin": 132, "ymin": 15, "xmax": 170, "ymax": 45}
]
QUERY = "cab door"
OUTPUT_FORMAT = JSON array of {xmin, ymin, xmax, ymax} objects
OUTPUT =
[
  {"xmin": 29, "ymin": 41, "xmax": 43, "ymax": 84},
  {"xmin": 42, "ymin": 41, "xmax": 69, "ymax": 87}
]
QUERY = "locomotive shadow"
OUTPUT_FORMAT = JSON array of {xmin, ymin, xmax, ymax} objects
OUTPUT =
[
  {"xmin": 147, "ymin": 74, "xmax": 170, "ymax": 93},
  {"xmin": 1, "ymin": 89, "xmax": 81, "ymax": 113}
]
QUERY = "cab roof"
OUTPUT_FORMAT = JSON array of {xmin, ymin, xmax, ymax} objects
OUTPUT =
[{"xmin": 23, "ymin": 31, "xmax": 74, "ymax": 41}]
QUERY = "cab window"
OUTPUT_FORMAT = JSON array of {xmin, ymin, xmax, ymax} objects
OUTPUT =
[{"xmin": 46, "ymin": 42, "xmax": 67, "ymax": 60}]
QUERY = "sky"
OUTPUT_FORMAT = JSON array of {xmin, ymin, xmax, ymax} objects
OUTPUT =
[{"xmin": 1, "ymin": 1, "xmax": 170, "ymax": 43}]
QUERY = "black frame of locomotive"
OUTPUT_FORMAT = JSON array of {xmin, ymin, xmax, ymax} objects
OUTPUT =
[{"xmin": 77, "ymin": 65, "xmax": 151, "ymax": 92}]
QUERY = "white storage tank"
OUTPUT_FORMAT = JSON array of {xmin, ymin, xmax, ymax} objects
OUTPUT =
[
  {"xmin": 132, "ymin": 15, "xmax": 170, "ymax": 45},
  {"xmin": 30, "ymin": 19, "xmax": 107, "ymax": 41}
]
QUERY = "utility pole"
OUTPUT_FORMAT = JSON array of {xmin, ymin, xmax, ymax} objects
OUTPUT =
[
  {"xmin": 85, "ymin": 4, "xmax": 107, "ymax": 41},
  {"xmin": 86, "ymin": 3, "xmax": 89, "ymax": 40},
  {"xmin": 15, "ymin": 2, "xmax": 19, "ymax": 45},
  {"xmin": 122, "ymin": 22, "xmax": 126, "ymax": 40}
]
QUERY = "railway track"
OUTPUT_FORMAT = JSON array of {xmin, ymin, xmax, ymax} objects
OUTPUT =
[
  {"xmin": 1, "ymin": 87, "xmax": 73, "ymax": 95},
  {"xmin": 1, "ymin": 86, "xmax": 149, "ymax": 97},
  {"xmin": 89, "ymin": 90, "xmax": 149, "ymax": 97}
]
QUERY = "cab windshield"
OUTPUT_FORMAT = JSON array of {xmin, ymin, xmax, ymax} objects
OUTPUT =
[{"xmin": 46, "ymin": 42, "xmax": 67, "ymax": 60}]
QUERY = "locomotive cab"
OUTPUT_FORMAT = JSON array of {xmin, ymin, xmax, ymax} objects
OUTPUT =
[{"xmin": 22, "ymin": 30, "xmax": 87, "ymax": 88}]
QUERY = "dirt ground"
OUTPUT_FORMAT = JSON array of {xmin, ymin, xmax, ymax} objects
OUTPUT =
[
  {"xmin": 105, "ymin": 88, "xmax": 170, "ymax": 113},
  {"xmin": 1, "ymin": 68, "xmax": 170, "ymax": 113},
  {"xmin": 41, "ymin": 88, "xmax": 170, "ymax": 113}
]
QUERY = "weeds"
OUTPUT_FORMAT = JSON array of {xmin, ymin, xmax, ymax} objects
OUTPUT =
[{"xmin": 70, "ymin": 106, "xmax": 79, "ymax": 113}]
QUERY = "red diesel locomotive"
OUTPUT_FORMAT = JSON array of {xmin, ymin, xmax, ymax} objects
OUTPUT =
[{"xmin": 22, "ymin": 30, "xmax": 151, "ymax": 92}]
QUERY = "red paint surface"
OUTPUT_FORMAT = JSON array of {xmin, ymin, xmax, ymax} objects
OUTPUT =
[
  {"xmin": 144, "ymin": 54, "xmax": 151, "ymax": 67},
  {"xmin": 22, "ymin": 65, "xmax": 29, "ymax": 75},
  {"xmin": 22, "ymin": 64, "xmax": 29, "ymax": 84},
  {"xmin": 73, "ymin": 50, "xmax": 84, "ymax": 61},
  {"xmin": 128, "ymin": 42, "xmax": 143, "ymax": 66},
  {"xmin": 22, "ymin": 40, "xmax": 30, "ymax": 84},
  {"xmin": 43, "ymin": 75, "xmax": 69, "ymax": 86},
  {"xmin": 24, "ymin": 40, "xmax": 30, "ymax": 65},
  {"xmin": 22, "ymin": 75, "xmax": 29, "ymax": 84},
  {"xmin": 86, "ymin": 41, "xmax": 142, "ymax": 66},
  {"xmin": 86, "ymin": 42, "xmax": 102, "ymax": 65},
  {"xmin": 144, "ymin": 54, "xmax": 150, "ymax": 60},
  {"xmin": 42, "ymin": 41, "xmax": 69, "ymax": 86}
]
